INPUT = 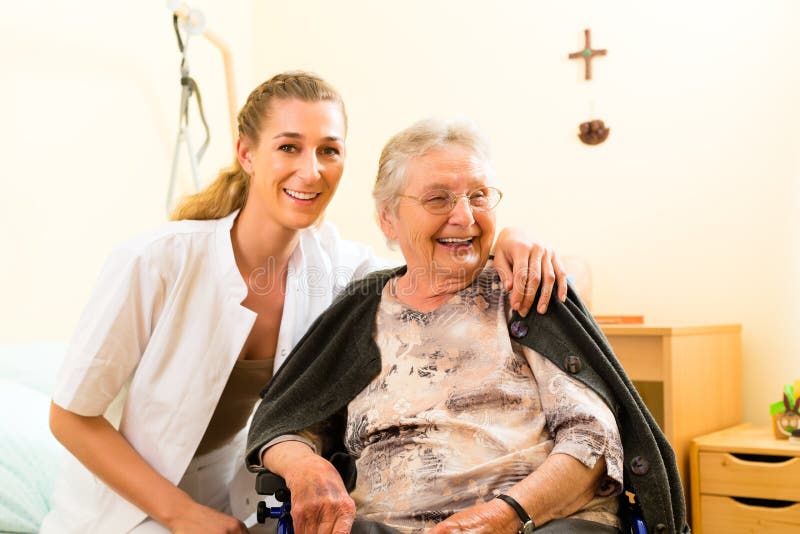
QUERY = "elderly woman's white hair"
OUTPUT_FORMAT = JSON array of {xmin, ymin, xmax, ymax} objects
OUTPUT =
[{"xmin": 372, "ymin": 116, "xmax": 495, "ymax": 215}]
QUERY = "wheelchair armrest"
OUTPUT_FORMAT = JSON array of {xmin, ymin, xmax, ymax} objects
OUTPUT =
[
  {"xmin": 255, "ymin": 471, "xmax": 288, "ymax": 496},
  {"xmin": 255, "ymin": 471, "xmax": 292, "ymax": 525}
]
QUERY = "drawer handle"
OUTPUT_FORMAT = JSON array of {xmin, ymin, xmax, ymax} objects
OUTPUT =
[
  {"xmin": 729, "ymin": 453, "xmax": 797, "ymax": 465},
  {"xmin": 730, "ymin": 496, "xmax": 799, "ymax": 510}
]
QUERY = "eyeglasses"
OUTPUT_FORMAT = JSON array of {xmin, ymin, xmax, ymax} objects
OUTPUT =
[{"xmin": 399, "ymin": 186, "xmax": 503, "ymax": 215}]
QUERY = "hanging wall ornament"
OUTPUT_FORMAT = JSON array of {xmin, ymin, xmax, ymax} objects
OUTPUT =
[
  {"xmin": 578, "ymin": 119, "xmax": 610, "ymax": 145},
  {"xmin": 568, "ymin": 29, "xmax": 610, "ymax": 145},
  {"xmin": 568, "ymin": 28, "xmax": 606, "ymax": 81}
]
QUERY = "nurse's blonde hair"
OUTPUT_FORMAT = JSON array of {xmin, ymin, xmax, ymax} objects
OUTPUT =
[{"xmin": 171, "ymin": 71, "xmax": 346, "ymax": 221}]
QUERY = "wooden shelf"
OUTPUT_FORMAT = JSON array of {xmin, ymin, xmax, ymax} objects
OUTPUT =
[{"xmin": 601, "ymin": 324, "xmax": 741, "ymax": 337}]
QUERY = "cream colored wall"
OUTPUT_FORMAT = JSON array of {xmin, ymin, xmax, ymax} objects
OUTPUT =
[
  {"xmin": 0, "ymin": 1, "xmax": 254, "ymax": 340},
  {"xmin": 1, "ymin": 2, "xmax": 797, "ymax": 426},
  {"xmin": 251, "ymin": 0, "xmax": 800, "ymax": 425}
]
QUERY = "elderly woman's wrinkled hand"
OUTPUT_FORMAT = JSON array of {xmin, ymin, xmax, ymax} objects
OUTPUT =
[
  {"xmin": 493, "ymin": 227, "xmax": 568, "ymax": 316},
  {"xmin": 283, "ymin": 454, "xmax": 356, "ymax": 534},
  {"xmin": 427, "ymin": 498, "xmax": 522, "ymax": 534}
]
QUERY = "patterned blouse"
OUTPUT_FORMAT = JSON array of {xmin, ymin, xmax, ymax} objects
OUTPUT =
[{"xmin": 311, "ymin": 266, "xmax": 623, "ymax": 532}]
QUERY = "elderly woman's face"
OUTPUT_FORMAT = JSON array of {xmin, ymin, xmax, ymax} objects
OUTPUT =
[{"xmin": 381, "ymin": 144, "xmax": 496, "ymax": 291}]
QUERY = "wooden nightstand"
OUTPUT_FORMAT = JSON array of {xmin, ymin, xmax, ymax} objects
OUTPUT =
[
  {"xmin": 690, "ymin": 424, "xmax": 800, "ymax": 533},
  {"xmin": 601, "ymin": 323, "xmax": 742, "ymax": 502}
]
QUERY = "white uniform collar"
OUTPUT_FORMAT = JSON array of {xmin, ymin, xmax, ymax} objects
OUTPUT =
[{"xmin": 214, "ymin": 209, "xmax": 248, "ymax": 304}]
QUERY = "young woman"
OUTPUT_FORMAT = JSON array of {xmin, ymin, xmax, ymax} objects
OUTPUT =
[{"xmin": 42, "ymin": 72, "xmax": 567, "ymax": 534}]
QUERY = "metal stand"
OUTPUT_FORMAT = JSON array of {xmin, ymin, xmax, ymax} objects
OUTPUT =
[{"xmin": 167, "ymin": 12, "xmax": 210, "ymax": 213}]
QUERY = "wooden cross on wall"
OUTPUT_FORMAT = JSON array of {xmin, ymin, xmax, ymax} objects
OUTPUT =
[{"xmin": 569, "ymin": 28, "xmax": 607, "ymax": 80}]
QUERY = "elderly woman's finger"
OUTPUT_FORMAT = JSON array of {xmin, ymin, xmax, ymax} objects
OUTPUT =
[
  {"xmin": 294, "ymin": 495, "xmax": 354, "ymax": 534},
  {"xmin": 331, "ymin": 512, "xmax": 356, "ymax": 534},
  {"xmin": 316, "ymin": 511, "xmax": 355, "ymax": 534},
  {"xmin": 535, "ymin": 248, "xmax": 557, "ymax": 314}
]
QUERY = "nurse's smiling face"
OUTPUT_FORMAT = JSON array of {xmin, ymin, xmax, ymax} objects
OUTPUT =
[{"xmin": 239, "ymin": 98, "xmax": 347, "ymax": 231}]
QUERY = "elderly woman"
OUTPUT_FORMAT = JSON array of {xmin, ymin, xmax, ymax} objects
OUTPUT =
[{"xmin": 246, "ymin": 118, "xmax": 686, "ymax": 534}]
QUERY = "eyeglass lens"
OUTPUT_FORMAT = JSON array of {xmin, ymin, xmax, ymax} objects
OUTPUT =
[{"xmin": 420, "ymin": 187, "xmax": 501, "ymax": 214}]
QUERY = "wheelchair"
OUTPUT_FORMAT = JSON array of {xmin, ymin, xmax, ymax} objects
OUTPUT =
[
  {"xmin": 254, "ymin": 470, "xmax": 649, "ymax": 534},
  {"xmin": 255, "ymin": 471, "xmax": 293, "ymax": 534}
]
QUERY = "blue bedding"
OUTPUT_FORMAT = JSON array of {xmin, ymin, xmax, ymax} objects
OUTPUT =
[{"xmin": 0, "ymin": 343, "xmax": 67, "ymax": 533}]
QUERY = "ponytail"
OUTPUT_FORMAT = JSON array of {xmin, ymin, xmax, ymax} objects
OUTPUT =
[{"xmin": 170, "ymin": 160, "xmax": 249, "ymax": 221}]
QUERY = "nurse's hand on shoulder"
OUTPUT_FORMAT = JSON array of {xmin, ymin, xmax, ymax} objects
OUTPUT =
[
  {"xmin": 168, "ymin": 503, "xmax": 249, "ymax": 534},
  {"xmin": 493, "ymin": 227, "xmax": 568, "ymax": 317}
]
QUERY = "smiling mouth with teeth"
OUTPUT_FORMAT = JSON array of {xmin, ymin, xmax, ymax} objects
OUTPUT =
[
  {"xmin": 284, "ymin": 189, "xmax": 321, "ymax": 200},
  {"xmin": 437, "ymin": 237, "xmax": 474, "ymax": 244}
]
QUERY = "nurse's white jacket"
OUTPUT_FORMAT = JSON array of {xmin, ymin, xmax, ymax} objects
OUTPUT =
[{"xmin": 42, "ymin": 211, "xmax": 388, "ymax": 533}]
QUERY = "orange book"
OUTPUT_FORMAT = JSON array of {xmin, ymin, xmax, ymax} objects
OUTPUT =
[{"xmin": 593, "ymin": 315, "xmax": 644, "ymax": 325}]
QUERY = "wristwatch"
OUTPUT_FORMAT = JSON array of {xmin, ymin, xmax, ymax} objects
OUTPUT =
[{"xmin": 495, "ymin": 493, "xmax": 535, "ymax": 534}]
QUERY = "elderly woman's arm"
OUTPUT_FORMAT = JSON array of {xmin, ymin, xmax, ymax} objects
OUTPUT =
[
  {"xmin": 429, "ymin": 453, "xmax": 606, "ymax": 533},
  {"xmin": 262, "ymin": 441, "xmax": 356, "ymax": 534},
  {"xmin": 432, "ymin": 344, "xmax": 623, "ymax": 533}
]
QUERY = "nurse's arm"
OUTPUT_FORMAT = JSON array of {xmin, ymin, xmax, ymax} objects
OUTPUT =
[{"xmin": 49, "ymin": 401, "xmax": 248, "ymax": 534}]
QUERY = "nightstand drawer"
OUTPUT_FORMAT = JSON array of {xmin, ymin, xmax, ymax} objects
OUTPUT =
[
  {"xmin": 691, "ymin": 425, "xmax": 800, "ymax": 534},
  {"xmin": 701, "ymin": 495, "xmax": 800, "ymax": 533},
  {"xmin": 699, "ymin": 451, "xmax": 800, "ymax": 501}
]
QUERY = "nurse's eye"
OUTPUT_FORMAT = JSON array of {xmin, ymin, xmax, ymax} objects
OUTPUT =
[{"xmin": 278, "ymin": 144, "xmax": 298, "ymax": 153}]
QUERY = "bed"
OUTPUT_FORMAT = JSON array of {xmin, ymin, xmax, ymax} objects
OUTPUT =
[{"xmin": 0, "ymin": 343, "xmax": 67, "ymax": 533}]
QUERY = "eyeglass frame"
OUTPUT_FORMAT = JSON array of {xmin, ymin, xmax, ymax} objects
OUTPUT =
[{"xmin": 398, "ymin": 186, "xmax": 503, "ymax": 215}]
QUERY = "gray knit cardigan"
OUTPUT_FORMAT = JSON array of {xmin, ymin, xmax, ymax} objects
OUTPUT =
[{"xmin": 246, "ymin": 267, "xmax": 689, "ymax": 534}]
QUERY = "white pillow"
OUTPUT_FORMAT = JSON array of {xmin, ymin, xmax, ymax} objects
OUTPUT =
[{"xmin": 0, "ymin": 379, "xmax": 65, "ymax": 533}]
